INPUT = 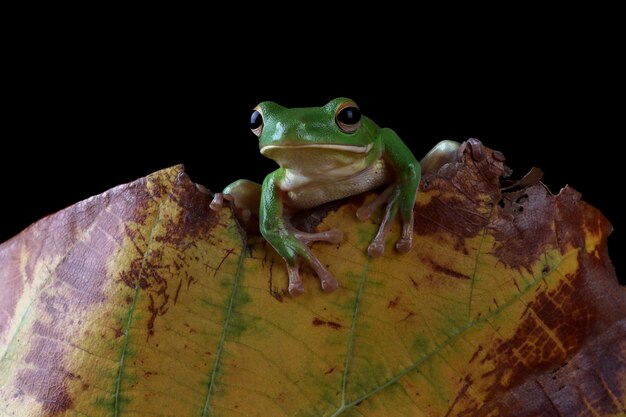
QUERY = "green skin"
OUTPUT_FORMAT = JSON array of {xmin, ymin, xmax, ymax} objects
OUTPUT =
[{"xmin": 210, "ymin": 98, "xmax": 459, "ymax": 296}]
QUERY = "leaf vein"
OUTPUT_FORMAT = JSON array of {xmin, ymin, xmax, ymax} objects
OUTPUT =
[
  {"xmin": 467, "ymin": 205, "xmax": 495, "ymax": 321},
  {"xmin": 333, "ymin": 250, "xmax": 574, "ymax": 415},
  {"xmin": 335, "ymin": 257, "xmax": 369, "ymax": 414},
  {"xmin": 201, "ymin": 231, "xmax": 247, "ymax": 417},
  {"xmin": 113, "ymin": 200, "xmax": 164, "ymax": 416}
]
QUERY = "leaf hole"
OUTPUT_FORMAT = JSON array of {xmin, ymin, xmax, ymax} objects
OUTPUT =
[
  {"xmin": 513, "ymin": 194, "xmax": 528, "ymax": 213},
  {"xmin": 515, "ymin": 195, "xmax": 528, "ymax": 204}
]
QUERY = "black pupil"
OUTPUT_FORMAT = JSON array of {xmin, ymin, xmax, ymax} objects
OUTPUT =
[
  {"xmin": 337, "ymin": 106, "xmax": 361, "ymax": 125},
  {"xmin": 250, "ymin": 110, "xmax": 262, "ymax": 129}
]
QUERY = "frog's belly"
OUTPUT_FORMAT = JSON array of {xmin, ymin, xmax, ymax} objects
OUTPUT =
[{"xmin": 282, "ymin": 159, "xmax": 390, "ymax": 211}]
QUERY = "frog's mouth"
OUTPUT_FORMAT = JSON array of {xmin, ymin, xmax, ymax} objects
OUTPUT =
[
  {"xmin": 260, "ymin": 143, "xmax": 373, "ymax": 156},
  {"xmin": 259, "ymin": 143, "xmax": 376, "ymax": 178}
]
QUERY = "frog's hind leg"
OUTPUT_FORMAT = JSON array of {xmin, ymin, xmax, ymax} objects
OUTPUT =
[
  {"xmin": 286, "ymin": 250, "xmax": 339, "ymax": 296},
  {"xmin": 210, "ymin": 179, "xmax": 262, "ymax": 233},
  {"xmin": 394, "ymin": 140, "xmax": 460, "ymax": 252},
  {"xmin": 420, "ymin": 140, "xmax": 461, "ymax": 175},
  {"xmin": 356, "ymin": 186, "xmax": 396, "ymax": 222}
]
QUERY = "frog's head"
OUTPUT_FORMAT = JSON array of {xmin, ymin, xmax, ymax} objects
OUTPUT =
[{"xmin": 251, "ymin": 98, "xmax": 380, "ymax": 167}]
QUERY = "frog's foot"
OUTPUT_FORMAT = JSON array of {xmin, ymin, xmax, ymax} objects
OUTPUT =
[
  {"xmin": 357, "ymin": 183, "xmax": 414, "ymax": 257},
  {"xmin": 286, "ymin": 226, "xmax": 341, "ymax": 295},
  {"xmin": 287, "ymin": 249, "xmax": 339, "ymax": 296},
  {"xmin": 370, "ymin": 225, "xmax": 413, "ymax": 255},
  {"xmin": 293, "ymin": 229, "xmax": 343, "ymax": 245},
  {"xmin": 210, "ymin": 180, "xmax": 262, "ymax": 216},
  {"xmin": 366, "ymin": 188, "xmax": 400, "ymax": 257},
  {"xmin": 209, "ymin": 192, "xmax": 232, "ymax": 211}
]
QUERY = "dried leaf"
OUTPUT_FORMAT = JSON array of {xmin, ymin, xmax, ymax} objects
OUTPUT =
[{"xmin": 1, "ymin": 141, "xmax": 624, "ymax": 416}]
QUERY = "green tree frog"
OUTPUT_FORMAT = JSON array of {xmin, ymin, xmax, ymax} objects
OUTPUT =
[{"xmin": 210, "ymin": 98, "xmax": 459, "ymax": 296}]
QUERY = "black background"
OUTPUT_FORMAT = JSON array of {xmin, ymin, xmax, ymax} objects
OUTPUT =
[{"xmin": 2, "ymin": 39, "xmax": 623, "ymax": 283}]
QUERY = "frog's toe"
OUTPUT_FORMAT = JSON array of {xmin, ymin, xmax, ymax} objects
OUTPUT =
[
  {"xmin": 320, "ymin": 274, "xmax": 339, "ymax": 292},
  {"xmin": 395, "ymin": 219, "xmax": 415, "ymax": 254},
  {"xmin": 356, "ymin": 205, "xmax": 375, "ymax": 221},
  {"xmin": 368, "ymin": 241, "xmax": 385, "ymax": 257},
  {"xmin": 302, "ymin": 252, "xmax": 340, "ymax": 293},
  {"xmin": 323, "ymin": 229, "xmax": 344, "ymax": 244},
  {"xmin": 356, "ymin": 187, "xmax": 395, "ymax": 221},
  {"xmin": 289, "ymin": 282, "xmax": 305, "ymax": 296},
  {"xmin": 293, "ymin": 229, "xmax": 343, "ymax": 245},
  {"xmin": 313, "ymin": 229, "xmax": 343, "ymax": 245},
  {"xmin": 209, "ymin": 193, "xmax": 224, "ymax": 211},
  {"xmin": 287, "ymin": 263, "xmax": 305, "ymax": 296},
  {"xmin": 395, "ymin": 237, "xmax": 412, "ymax": 253}
]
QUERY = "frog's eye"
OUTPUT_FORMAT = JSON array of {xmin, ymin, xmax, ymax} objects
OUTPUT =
[
  {"xmin": 335, "ymin": 102, "xmax": 361, "ymax": 133},
  {"xmin": 250, "ymin": 108, "xmax": 263, "ymax": 136}
]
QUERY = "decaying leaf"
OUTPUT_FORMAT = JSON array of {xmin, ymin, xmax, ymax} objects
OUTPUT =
[{"xmin": 1, "ymin": 140, "xmax": 624, "ymax": 417}]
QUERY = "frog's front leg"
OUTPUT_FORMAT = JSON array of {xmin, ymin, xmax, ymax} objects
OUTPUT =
[
  {"xmin": 357, "ymin": 138, "xmax": 461, "ymax": 256},
  {"xmin": 357, "ymin": 128, "xmax": 422, "ymax": 257},
  {"xmin": 210, "ymin": 179, "xmax": 261, "ymax": 232},
  {"xmin": 260, "ymin": 171, "xmax": 340, "ymax": 296}
]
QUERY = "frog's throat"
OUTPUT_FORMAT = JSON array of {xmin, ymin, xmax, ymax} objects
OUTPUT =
[{"xmin": 260, "ymin": 143, "xmax": 373, "ymax": 155}]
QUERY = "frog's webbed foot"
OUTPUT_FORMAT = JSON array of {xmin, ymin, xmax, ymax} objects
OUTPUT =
[
  {"xmin": 284, "ymin": 225, "xmax": 341, "ymax": 295},
  {"xmin": 375, "ymin": 139, "xmax": 459, "ymax": 254},
  {"xmin": 286, "ymin": 253, "xmax": 339, "ymax": 296},
  {"xmin": 210, "ymin": 180, "xmax": 262, "ymax": 233},
  {"xmin": 357, "ymin": 184, "xmax": 415, "ymax": 257},
  {"xmin": 209, "ymin": 192, "xmax": 231, "ymax": 211}
]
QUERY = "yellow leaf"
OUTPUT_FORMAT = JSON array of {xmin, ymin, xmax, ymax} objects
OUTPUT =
[{"xmin": 1, "ymin": 141, "xmax": 625, "ymax": 416}]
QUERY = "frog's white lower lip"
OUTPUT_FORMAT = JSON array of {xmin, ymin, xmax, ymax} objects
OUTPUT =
[{"xmin": 260, "ymin": 143, "xmax": 373, "ymax": 155}]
